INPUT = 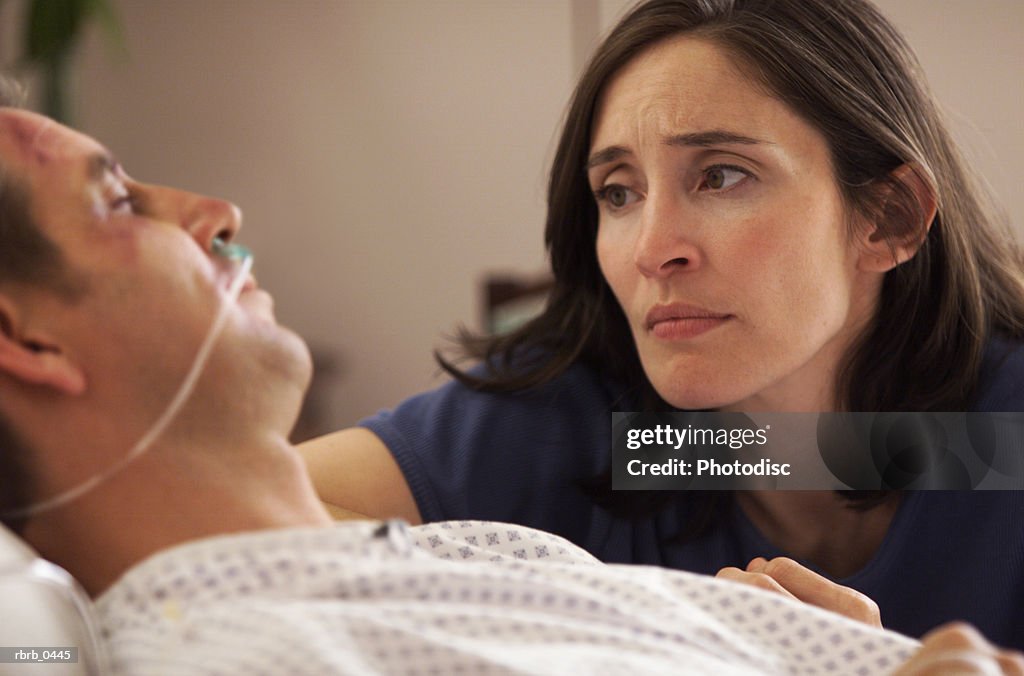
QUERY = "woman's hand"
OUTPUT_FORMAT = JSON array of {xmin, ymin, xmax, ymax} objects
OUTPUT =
[
  {"xmin": 715, "ymin": 556, "xmax": 881, "ymax": 627},
  {"xmin": 893, "ymin": 623, "xmax": 1024, "ymax": 675}
]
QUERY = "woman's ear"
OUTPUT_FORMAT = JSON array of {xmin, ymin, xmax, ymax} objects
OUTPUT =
[
  {"xmin": 0, "ymin": 295, "xmax": 86, "ymax": 396},
  {"xmin": 856, "ymin": 163, "xmax": 938, "ymax": 273}
]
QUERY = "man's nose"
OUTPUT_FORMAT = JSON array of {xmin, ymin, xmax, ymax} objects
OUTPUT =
[
  {"xmin": 145, "ymin": 184, "xmax": 243, "ymax": 252},
  {"xmin": 633, "ymin": 190, "xmax": 702, "ymax": 278}
]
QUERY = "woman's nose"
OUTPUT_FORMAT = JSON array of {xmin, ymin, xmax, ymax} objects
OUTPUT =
[{"xmin": 632, "ymin": 191, "xmax": 702, "ymax": 278}]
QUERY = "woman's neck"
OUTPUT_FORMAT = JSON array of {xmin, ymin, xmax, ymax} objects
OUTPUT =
[{"xmin": 735, "ymin": 490, "xmax": 901, "ymax": 578}]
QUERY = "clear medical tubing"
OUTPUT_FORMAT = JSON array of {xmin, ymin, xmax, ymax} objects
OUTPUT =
[{"xmin": 2, "ymin": 240, "xmax": 254, "ymax": 519}]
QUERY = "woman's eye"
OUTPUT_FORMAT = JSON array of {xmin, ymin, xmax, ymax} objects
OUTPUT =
[
  {"xmin": 700, "ymin": 165, "xmax": 748, "ymax": 191},
  {"xmin": 595, "ymin": 184, "xmax": 640, "ymax": 210}
]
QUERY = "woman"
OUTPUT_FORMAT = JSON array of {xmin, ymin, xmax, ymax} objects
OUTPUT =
[{"xmin": 302, "ymin": 0, "xmax": 1024, "ymax": 647}]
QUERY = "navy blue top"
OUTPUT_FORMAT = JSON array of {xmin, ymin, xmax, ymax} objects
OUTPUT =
[{"xmin": 361, "ymin": 339, "xmax": 1024, "ymax": 647}]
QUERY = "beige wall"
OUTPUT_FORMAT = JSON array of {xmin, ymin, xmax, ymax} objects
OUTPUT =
[
  {"xmin": 1, "ymin": 0, "xmax": 1021, "ymax": 433},
  {"xmin": 872, "ymin": 0, "xmax": 1022, "ymax": 236}
]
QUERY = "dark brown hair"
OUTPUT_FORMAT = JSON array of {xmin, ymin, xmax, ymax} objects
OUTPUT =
[
  {"xmin": 0, "ymin": 76, "xmax": 65, "ymax": 534},
  {"xmin": 438, "ymin": 0, "xmax": 1024, "ymax": 521}
]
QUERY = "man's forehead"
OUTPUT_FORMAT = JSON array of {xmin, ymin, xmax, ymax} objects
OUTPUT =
[{"xmin": 0, "ymin": 108, "xmax": 102, "ymax": 168}]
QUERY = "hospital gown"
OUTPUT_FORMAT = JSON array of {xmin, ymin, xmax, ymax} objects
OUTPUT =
[{"xmin": 97, "ymin": 520, "xmax": 918, "ymax": 675}]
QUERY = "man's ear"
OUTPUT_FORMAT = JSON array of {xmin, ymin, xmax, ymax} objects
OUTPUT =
[
  {"xmin": 0, "ymin": 295, "xmax": 86, "ymax": 396},
  {"xmin": 856, "ymin": 163, "xmax": 938, "ymax": 273}
]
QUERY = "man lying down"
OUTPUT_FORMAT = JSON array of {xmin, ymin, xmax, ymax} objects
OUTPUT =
[{"xmin": 0, "ymin": 92, "xmax": 1020, "ymax": 675}]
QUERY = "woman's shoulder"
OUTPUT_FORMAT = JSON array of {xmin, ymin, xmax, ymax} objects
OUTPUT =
[
  {"xmin": 973, "ymin": 334, "xmax": 1024, "ymax": 411},
  {"xmin": 357, "ymin": 357, "xmax": 627, "ymax": 524},
  {"xmin": 362, "ymin": 356, "xmax": 628, "ymax": 438}
]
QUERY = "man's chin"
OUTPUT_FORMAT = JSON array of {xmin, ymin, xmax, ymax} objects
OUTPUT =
[{"xmin": 272, "ymin": 328, "xmax": 314, "ymax": 388}]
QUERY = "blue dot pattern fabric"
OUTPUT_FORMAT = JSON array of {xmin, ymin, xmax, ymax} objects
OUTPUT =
[
  {"xmin": 360, "ymin": 338, "xmax": 1024, "ymax": 648},
  {"xmin": 96, "ymin": 520, "xmax": 918, "ymax": 675}
]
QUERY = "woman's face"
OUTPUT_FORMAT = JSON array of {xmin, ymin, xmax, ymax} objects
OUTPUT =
[{"xmin": 591, "ymin": 35, "xmax": 884, "ymax": 412}]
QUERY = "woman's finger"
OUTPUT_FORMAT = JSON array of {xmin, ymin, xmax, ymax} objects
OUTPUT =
[
  {"xmin": 747, "ymin": 557, "xmax": 881, "ymax": 627},
  {"xmin": 714, "ymin": 566, "xmax": 800, "ymax": 602}
]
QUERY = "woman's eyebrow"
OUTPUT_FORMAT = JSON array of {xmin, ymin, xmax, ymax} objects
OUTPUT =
[
  {"xmin": 586, "ymin": 145, "xmax": 631, "ymax": 171},
  {"xmin": 664, "ymin": 130, "xmax": 770, "ymax": 148},
  {"xmin": 586, "ymin": 129, "xmax": 772, "ymax": 171}
]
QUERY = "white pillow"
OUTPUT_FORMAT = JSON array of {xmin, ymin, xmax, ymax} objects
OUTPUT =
[{"xmin": 0, "ymin": 524, "xmax": 108, "ymax": 675}]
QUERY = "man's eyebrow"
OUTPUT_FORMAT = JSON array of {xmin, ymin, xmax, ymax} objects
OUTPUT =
[
  {"xmin": 585, "ymin": 130, "xmax": 771, "ymax": 171},
  {"xmin": 86, "ymin": 151, "xmax": 120, "ymax": 181}
]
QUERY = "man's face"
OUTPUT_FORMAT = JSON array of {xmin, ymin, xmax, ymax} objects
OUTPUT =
[{"xmin": 0, "ymin": 109, "xmax": 311, "ymax": 446}]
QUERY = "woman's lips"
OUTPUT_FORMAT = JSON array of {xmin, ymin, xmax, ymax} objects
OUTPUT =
[{"xmin": 645, "ymin": 303, "xmax": 732, "ymax": 340}]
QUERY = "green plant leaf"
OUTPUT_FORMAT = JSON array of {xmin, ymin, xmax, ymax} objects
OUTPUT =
[
  {"xmin": 25, "ymin": 0, "xmax": 86, "ymax": 64},
  {"xmin": 84, "ymin": 0, "xmax": 128, "ymax": 59}
]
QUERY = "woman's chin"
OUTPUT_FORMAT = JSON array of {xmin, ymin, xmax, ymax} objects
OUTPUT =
[{"xmin": 656, "ymin": 385, "xmax": 745, "ymax": 412}]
